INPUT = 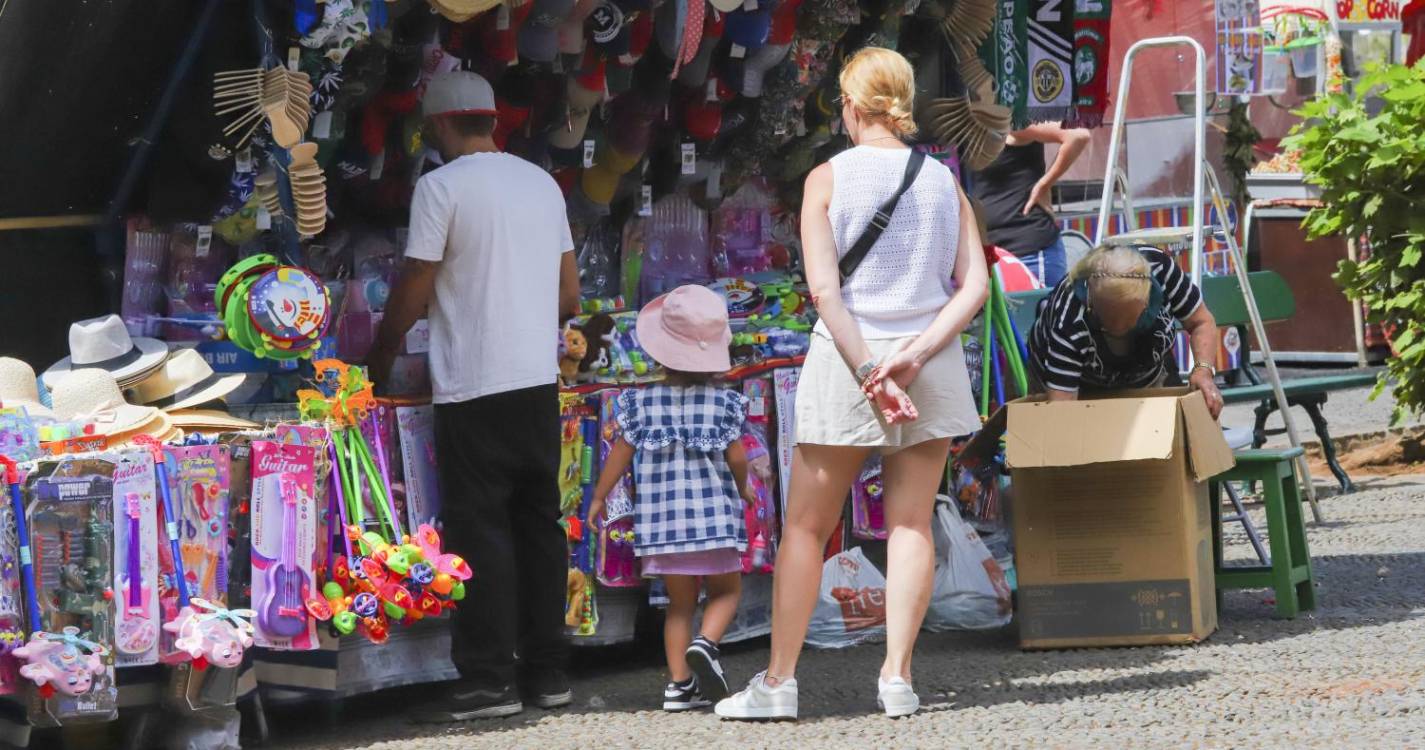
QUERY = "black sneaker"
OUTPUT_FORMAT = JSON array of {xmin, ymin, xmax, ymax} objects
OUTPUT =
[
  {"xmin": 409, "ymin": 684, "xmax": 523, "ymax": 723},
  {"xmin": 685, "ymin": 637, "xmax": 729, "ymax": 701},
  {"xmin": 523, "ymin": 669, "xmax": 573, "ymax": 709},
  {"xmin": 663, "ymin": 678, "xmax": 711, "ymax": 712}
]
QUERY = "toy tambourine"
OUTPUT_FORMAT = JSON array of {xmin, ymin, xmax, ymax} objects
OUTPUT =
[{"xmin": 247, "ymin": 267, "xmax": 330, "ymax": 344}]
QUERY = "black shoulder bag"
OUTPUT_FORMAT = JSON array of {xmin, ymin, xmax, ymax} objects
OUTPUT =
[{"xmin": 837, "ymin": 149, "xmax": 927, "ymax": 282}]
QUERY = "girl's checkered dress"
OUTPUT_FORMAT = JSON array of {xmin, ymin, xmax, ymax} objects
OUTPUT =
[{"xmin": 616, "ymin": 385, "xmax": 748, "ymax": 557}]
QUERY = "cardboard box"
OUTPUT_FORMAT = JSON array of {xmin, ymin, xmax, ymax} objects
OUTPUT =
[{"xmin": 965, "ymin": 389, "xmax": 1234, "ymax": 649}]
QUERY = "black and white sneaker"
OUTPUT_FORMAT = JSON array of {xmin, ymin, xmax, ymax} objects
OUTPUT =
[
  {"xmin": 663, "ymin": 678, "xmax": 711, "ymax": 712},
  {"xmin": 409, "ymin": 684, "xmax": 524, "ymax": 723},
  {"xmin": 685, "ymin": 637, "xmax": 729, "ymax": 701}
]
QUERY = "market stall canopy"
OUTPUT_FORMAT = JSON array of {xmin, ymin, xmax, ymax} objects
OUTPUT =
[{"xmin": 0, "ymin": 0, "xmax": 200, "ymax": 220}]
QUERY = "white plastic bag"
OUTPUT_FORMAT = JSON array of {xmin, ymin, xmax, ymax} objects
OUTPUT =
[
  {"xmin": 806, "ymin": 548, "xmax": 888, "ymax": 649},
  {"xmin": 924, "ymin": 497, "xmax": 1014, "ymax": 631}
]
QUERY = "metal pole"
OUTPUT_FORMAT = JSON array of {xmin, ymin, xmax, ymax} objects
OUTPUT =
[{"xmin": 1204, "ymin": 165, "xmax": 1323, "ymax": 521}]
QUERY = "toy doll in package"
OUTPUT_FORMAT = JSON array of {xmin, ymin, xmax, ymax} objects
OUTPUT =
[
  {"xmin": 851, "ymin": 455, "xmax": 887, "ymax": 541},
  {"xmin": 20, "ymin": 456, "xmax": 118, "ymax": 725},
  {"xmin": 740, "ymin": 378, "xmax": 778, "ymax": 574},
  {"xmin": 249, "ymin": 441, "xmax": 319, "ymax": 650},
  {"xmin": 158, "ymin": 445, "xmax": 231, "ymax": 662},
  {"xmin": 595, "ymin": 391, "xmax": 638, "ymax": 587}
]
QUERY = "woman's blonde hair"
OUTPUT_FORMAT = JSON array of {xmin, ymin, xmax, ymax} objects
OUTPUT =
[
  {"xmin": 1072, "ymin": 245, "xmax": 1152, "ymax": 306},
  {"xmin": 838, "ymin": 47, "xmax": 919, "ymax": 137}
]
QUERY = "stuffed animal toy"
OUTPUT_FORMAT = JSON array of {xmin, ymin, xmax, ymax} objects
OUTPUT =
[
  {"xmin": 560, "ymin": 326, "xmax": 589, "ymax": 385},
  {"xmin": 565, "ymin": 568, "xmax": 588, "ymax": 627}
]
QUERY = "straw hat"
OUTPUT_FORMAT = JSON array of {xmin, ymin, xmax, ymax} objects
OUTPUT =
[
  {"xmin": 45, "ymin": 315, "xmax": 169, "ymax": 387},
  {"xmin": 0, "ymin": 357, "xmax": 55, "ymax": 419},
  {"xmin": 124, "ymin": 349, "xmax": 247, "ymax": 412},
  {"xmin": 48, "ymin": 368, "xmax": 164, "ymax": 438},
  {"xmin": 430, "ymin": 0, "xmax": 503, "ymax": 22},
  {"xmin": 168, "ymin": 409, "xmax": 260, "ymax": 432}
]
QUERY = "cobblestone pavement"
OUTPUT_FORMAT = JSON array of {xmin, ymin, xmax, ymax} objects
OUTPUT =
[{"xmin": 268, "ymin": 473, "xmax": 1425, "ymax": 750}]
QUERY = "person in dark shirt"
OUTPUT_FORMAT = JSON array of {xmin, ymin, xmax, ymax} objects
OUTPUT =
[
  {"xmin": 970, "ymin": 123, "xmax": 1090, "ymax": 287},
  {"xmin": 1028, "ymin": 245, "xmax": 1225, "ymax": 419}
]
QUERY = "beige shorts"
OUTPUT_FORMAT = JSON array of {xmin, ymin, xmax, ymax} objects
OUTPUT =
[{"xmin": 795, "ymin": 332, "xmax": 982, "ymax": 453}]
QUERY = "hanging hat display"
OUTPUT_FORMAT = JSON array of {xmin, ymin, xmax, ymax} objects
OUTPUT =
[
  {"xmin": 44, "ymin": 316, "xmax": 170, "ymax": 388},
  {"xmin": 123, "ymin": 349, "xmax": 248, "ymax": 412},
  {"xmin": 0, "ymin": 358, "xmax": 56, "ymax": 420}
]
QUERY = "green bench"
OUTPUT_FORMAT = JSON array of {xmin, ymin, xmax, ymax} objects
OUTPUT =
[{"xmin": 1006, "ymin": 270, "xmax": 1379, "ymax": 492}]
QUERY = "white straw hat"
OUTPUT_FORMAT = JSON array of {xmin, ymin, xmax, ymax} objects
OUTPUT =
[
  {"xmin": 0, "ymin": 357, "xmax": 55, "ymax": 419},
  {"xmin": 124, "ymin": 349, "xmax": 247, "ymax": 412},
  {"xmin": 48, "ymin": 368, "xmax": 163, "ymax": 438},
  {"xmin": 45, "ymin": 315, "xmax": 169, "ymax": 386}
]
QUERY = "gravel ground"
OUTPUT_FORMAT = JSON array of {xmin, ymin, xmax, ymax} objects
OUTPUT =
[{"xmin": 262, "ymin": 469, "xmax": 1425, "ymax": 750}]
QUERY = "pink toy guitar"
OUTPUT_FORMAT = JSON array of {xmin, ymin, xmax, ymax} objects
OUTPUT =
[
  {"xmin": 117, "ymin": 492, "xmax": 157, "ymax": 655},
  {"xmin": 258, "ymin": 474, "xmax": 310, "ymax": 639}
]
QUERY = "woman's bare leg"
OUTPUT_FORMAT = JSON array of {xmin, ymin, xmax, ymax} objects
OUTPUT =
[{"xmin": 879, "ymin": 437, "xmax": 952, "ymax": 682}]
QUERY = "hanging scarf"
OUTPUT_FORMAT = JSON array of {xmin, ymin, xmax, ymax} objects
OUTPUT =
[
  {"xmin": 1027, "ymin": 0, "xmax": 1076, "ymax": 122},
  {"xmin": 1067, "ymin": 0, "xmax": 1113, "ymax": 128},
  {"xmin": 979, "ymin": 0, "xmax": 1029, "ymax": 130}
]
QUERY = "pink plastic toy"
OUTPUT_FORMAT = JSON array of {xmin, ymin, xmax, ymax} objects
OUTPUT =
[
  {"xmin": 13, "ymin": 627, "xmax": 109, "ymax": 698},
  {"xmin": 163, "ymin": 598, "xmax": 256, "ymax": 670}
]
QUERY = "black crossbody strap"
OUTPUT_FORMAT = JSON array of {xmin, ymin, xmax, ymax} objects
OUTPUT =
[{"xmin": 838, "ymin": 149, "xmax": 927, "ymax": 282}]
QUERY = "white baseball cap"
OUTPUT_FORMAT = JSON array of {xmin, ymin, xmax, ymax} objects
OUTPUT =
[{"xmin": 423, "ymin": 70, "xmax": 499, "ymax": 119}]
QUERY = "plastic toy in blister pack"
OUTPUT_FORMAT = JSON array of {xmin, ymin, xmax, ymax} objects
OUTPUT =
[
  {"xmin": 739, "ymin": 379, "xmax": 779, "ymax": 574},
  {"xmin": 0, "ymin": 456, "xmax": 32, "ymax": 694},
  {"xmin": 595, "ymin": 392, "xmax": 640, "ymax": 587},
  {"xmin": 851, "ymin": 455, "xmax": 887, "ymax": 541}
]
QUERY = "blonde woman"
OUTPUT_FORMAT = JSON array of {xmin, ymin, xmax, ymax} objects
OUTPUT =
[
  {"xmin": 716, "ymin": 47, "xmax": 988, "ymax": 721},
  {"xmin": 1027, "ymin": 245, "xmax": 1224, "ymax": 417}
]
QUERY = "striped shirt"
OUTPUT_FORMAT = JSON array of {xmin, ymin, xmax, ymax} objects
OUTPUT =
[{"xmin": 1028, "ymin": 248, "xmax": 1204, "ymax": 392}]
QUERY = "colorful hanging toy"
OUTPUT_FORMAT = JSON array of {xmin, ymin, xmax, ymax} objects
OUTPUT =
[
  {"xmin": 163, "ymin": 598, "xmax": 256, "ymax": 671},
  {"xmin": 298, "ymin": 360, "xmax": 471, "ymax": 644},
  {"xmin": 214, "ymin": 254, "xmax": 332, "ymax": 361},
  {"xmin": 13, "ymin": 627, "xmax": 109, "ymax": 699}
]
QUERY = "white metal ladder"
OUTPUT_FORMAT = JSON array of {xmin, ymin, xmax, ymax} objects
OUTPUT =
[{"xmin": 1093, "ymin": 36, "xmax": 1323, "ymax": 521}]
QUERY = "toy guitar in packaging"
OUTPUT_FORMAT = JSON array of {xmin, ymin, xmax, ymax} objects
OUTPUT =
[
  {"xmin": 250, "ymin": 441, "xmax": 319, "ymax": 649},
  {"xmin": 20, "ymin": 456, "xmax": 118, "ymax": 726},
  {"xmin": 772, "ymin": 368, "xmax": 799, "ymax": 520},
  {"xmin": 740, "ymin": 378, "xmax": 778, "ymax": 574},
  {"xmin": 595, "ymin": 392, "xmax": 638, "ymax": 587},
  {"xmin": 113, "ymin": 452, "xmax": 160, "ymax": 666},
  {"xmin": 396, "ymin": 404, "xmax": 439, "ymax": 530}
]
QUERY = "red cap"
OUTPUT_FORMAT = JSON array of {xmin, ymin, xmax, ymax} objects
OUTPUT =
[
  {"xmin": 706, "ymin": 9, "xmax": 726, "ymax": 37},
  {"xmin": 770, "ymin": 0, "xmax": 801, "ymax": 45},
  {"xmin": 493, "ymin": 97, "xmax": 532, "ymax": 149},
  {"xmin": 684, "ymin": 99, "xmax": 722, "ymax": 142},
  {"xmin": 576, "ymin": 53, "xmax": 607, "ymax": 92},
  {"xmin": 628, "ymin": 12, "xmax": 654, "ymax": 59}
]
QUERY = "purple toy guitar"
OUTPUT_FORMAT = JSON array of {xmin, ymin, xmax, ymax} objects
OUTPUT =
[
  {"xmin": 259, "ymin": 474, "xmax": 310, "ymax": 639},
  {"xmin": 116, "ymin": 492, "xmax": 157, "ymax": 655}
]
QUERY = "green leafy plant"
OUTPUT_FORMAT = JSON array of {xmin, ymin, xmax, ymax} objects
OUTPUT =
[
  {"xmin": 1284, "ymin": 61, "xmax": 1425, "ymax": 425},
  {"xmin": 1223, "ymin": 98, "xmax": 1261, "ymax": 209}
]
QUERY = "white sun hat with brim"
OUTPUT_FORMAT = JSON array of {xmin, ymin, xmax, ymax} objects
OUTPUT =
[
  {"xmin": 49, "ymin": 368, "xmax": 165, "ymax": 438},
  {"xmin": 124, "ymin": 349, "xmax": 247, "ymax": 413},
  {"xmin": 0, "ymin": 357, "xmax": 56, "ymax": 420},
  {"xmin": 44, "ymin": 315, "xmax": 169, "ymax": 387}
]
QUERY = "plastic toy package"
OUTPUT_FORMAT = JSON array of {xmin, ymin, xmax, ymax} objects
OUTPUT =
[
  {"xmin": 0, "ymin": 466, "xmax": 25, "ymax": 694},
  {"xmin": 850, "ymin": 455, "xmax": 887, "ymax": 541},
  {"xmin": 559, "ymin": 396, "xmax": 597, "ymax": 637},
  {"xmin": 395, "ymin": 404, "xmax": 439, "ymax": 531},
  {"xmin": 22, "ymin": 456, "xmax": 118, "ymax": 726},
  {"xmin": 772, "ymin": 368, "xmax": 800, "ymax": 520},
  {"xmin": 249, "ymin": 441, "xmax": 320, "ymax": 650},
  {"xmin": 159, "ymin": 445, "xmax": 231, "ymax": 662},
  {"xmin": 112, "ymin": 452, "xmax": 161, "ymax": 667},
  {"xmin": 595, "ymin": 392, "xmax": 639, "ymax": 587},
  {"xmin": 739, "ymin": 379, "xmax": 778, "ymax": 574}
]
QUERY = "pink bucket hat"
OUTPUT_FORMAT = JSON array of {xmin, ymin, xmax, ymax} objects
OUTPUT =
[{"xmin": 636, "ymin": 285, "xmax": 732, "ymax": 373}]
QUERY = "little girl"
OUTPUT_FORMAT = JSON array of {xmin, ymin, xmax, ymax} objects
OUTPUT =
[{"xmin": 589, "ymin": 284, "xmax": 755, "ymax": 712}]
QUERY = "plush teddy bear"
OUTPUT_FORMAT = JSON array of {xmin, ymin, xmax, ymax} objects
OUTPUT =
[{"xmin": 560, "ymin": 327, "xmax": 589, "ymax": 385}]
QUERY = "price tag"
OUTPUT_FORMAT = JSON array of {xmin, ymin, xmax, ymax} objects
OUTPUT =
[
  {"xmin": 312, "ymin": 110, "xmax": 333, "ymax": 139},
  {"xmin": 707, "ymin": 162, "xmax": 723, "ymax": 198},
  {"xmin": 196, "ymin": 226, "xmax": 213, "ymax": 258},
  {"xmin": 639, "ymin": 185, "xmax": 653, "ymax": 216},
  {"xmin": 583, "ymin": 140, "xmax": 596, "ymax": 168},
  {"xmin": 749, "ymin": 396, "xmax": 766, "ymax": 417},
  {"xmin": 288, "ymin": 47, "xmax": 300, "ymax": 72},
  {"xmin": 497, "ymin": 3, "xmax": 510, "ymax": 30},
  {"xmin": 370, "ymin": 149, "xmax": 385, "ymax": 181},
  {"xmin": 681, "ymin": 142, "xmax": 696, "ymax": 175},
  {"xmin": 706, "ymin": 78, "xmax": 719, "ymax": 102},
  {"xmin": 729, "ymin": 43, "xmax": 746, "ymax": 59},
  {"xmin": 234, "ymin": 148, "xmax": 254, "ymax": 173},
  {"xmin": 255, "ymin": 208, "xmax": 272, "ymax": 231}
]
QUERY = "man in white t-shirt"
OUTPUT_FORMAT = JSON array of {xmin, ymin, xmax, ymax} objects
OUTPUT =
[{"xmin": 368, "ymin": 70, "xmax": 580, "ymax": 723}]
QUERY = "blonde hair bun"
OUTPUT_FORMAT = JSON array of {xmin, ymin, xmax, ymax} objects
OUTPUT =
[{"xmin": 839, "ymin": 47, "xmax": 920, "ymax": 137}]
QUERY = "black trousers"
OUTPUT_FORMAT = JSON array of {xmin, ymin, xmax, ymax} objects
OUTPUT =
[{"xmin": 435, "ymin": 383, "xmax": 569, "ymax": 688}]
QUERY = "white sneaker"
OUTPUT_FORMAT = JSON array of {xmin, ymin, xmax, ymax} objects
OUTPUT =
[
  {"xmin": 877, "ymin": 677, "xmax": 919, "ymax": 718},
  {"xmin": 714, "ymin": 671, "xmax": 798, "ymax": 721}
]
